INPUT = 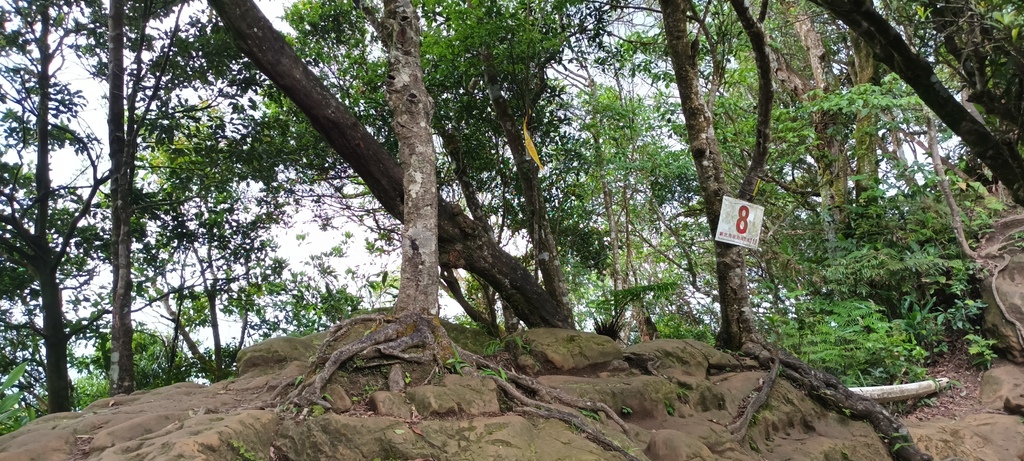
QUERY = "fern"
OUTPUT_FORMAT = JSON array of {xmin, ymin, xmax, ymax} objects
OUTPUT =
[{"xmin": 769, "ymin": 300, "xmax": 927, "ymax": 386}]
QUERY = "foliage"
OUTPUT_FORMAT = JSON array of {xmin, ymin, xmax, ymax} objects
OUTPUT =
[
  {"xmin": 0, "ymin": 363, "xmax": 34, "ymax": 436},
  {"xmin": 965, "ymin": 334, "xmax": 998, "ymax": 369},
  {"xmin": 768, "ymin": 300, "xmax": 928, "ymax": 386}
]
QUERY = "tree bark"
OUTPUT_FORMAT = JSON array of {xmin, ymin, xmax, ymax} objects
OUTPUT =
[
  {"xmin": 382, "ymin": 0, "xmax": 440, "ymax": 317},
  {"xmin": 34, "ymin": 6, "xmax": 72, "ymax": 413},
  {"xmin": 808, "ymin": 0, "xmax": 1024, "ymax": 206},
  {"xmin": 851, "ymin": 33, "xmax": 880, "ymax": 201},
  {"xmin": 108, "ymin": 0, "xmax": 135, "ymax": 397},
  {"xmin": 659, "ymin": 0, "xmax": 763, "ymax": 350},
  {"xmin": 40, "ymin": 272, "xmax": 70, "ymax": 413},
  {"xmin": 207, "ymin": 0, "xmax": 573, "ymax": 329},
  {"xmin": 926, "ymin": 114, "xmax": 978, "ymax": 259},
  {"xmin": 786, "ymin": 1, "xmax": 847, "ymax": 237}
]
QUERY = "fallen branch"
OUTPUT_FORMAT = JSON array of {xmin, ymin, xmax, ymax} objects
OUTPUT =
[
  {"xmin": 744, "ymin": 342, "xmax": 935, "ymax": 461},
  {"xmin": 849, "ymin": 378, "xmax": 949, "ymax": 404}
]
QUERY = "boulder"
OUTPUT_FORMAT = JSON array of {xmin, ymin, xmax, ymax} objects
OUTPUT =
[
  {"xmin": 536, "ymin": 375, "xmax": 679, "ymax": 422},
  {"xmin": 645, "ymin": 429, "xmax": 716, "ymax": 461},
  {"xmin": 523, "ymin": 328, "xmax": 622, "ymax": 373},
  {"xmin": 236, "ymin": 336, "xmax": 317, "ymax": 377},
  {"xmin": 276, "ymin": 414, "xmax": 628, "ymax": 460},
  {"xmin": 982, "ymin": 255, "xmax": 1024, "ymax": 364},
  {"xmin": 406, "ymin": 375, "xmax": 500, "ymax": 417},
  {"xmin": 368, "ymin": 391, "xmax": 414, "ymax": 419},
  {"xmin": 980, "ymin": 364, "xmax": 1024, "ymax": 412},
  {"xmin": 624, "ymin": 339, "xmax": 739, "ymax": 380},
  {"xmin": 909, "ymin": 413, "xmax": 1024, "ymax": 461}
]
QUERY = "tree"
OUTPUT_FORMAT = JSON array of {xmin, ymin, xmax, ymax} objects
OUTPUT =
[
  {"xmin": 106, "ymin": 0, "xmax": 132, "ymax": 397},
  {"xmin": 658, "ymin": 0, "xmax": 770, "ymax": 350},
  {"xmin": 0, "ymin": 0, "xmax": 107, "ymax": 413},
  {"xmin": 207, "ymin": 0, "xmax": 572, "ymax": 330},
  {"xmin": 808, "ymin": 0, "xmax": 1024, "ymax": 206}
]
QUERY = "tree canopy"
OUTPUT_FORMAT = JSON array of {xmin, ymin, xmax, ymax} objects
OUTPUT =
[{"xmin": 1, "ymin": 1, "xmax": 1022, "ymax": 453}]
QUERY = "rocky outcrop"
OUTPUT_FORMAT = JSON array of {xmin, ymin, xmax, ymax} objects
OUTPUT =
[
  {"xmin": 982, "ymin": 253, "xmax": 1024, "ymax": 363},
  {"xmin": 3, "ymin": 327, "xmax": 1022, "ymax": 461},
  {"xmin": 520, "ymin": 328, "xmax": 623, "ymax": 373}
]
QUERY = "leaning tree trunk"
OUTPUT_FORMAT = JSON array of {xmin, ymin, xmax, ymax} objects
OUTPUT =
[
  {"xmin": 808, "ymin": 0, "xmax": 1024, "ymax": 206},
  {"xmin": 207, "ymin": 0, "xmax": 574, "ymax": 329},
  {"xmin": 480, "ymin": 55, "xmax": 573, "ymax": 324}
]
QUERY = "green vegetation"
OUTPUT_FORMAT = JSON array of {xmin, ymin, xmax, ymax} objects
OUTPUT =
[{"xmin": 0, "ymin": 364, "xmax": 34, "ymax": 436}]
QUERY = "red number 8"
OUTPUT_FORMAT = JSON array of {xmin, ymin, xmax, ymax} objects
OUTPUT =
[{"xmin": 736, "ymin": 205, "xmax": 749, "ymax": 234}]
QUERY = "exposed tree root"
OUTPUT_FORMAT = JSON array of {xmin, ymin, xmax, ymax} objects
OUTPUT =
[
  {"xmin": 743, "ymin": 342, "xmax": 935, "ymax": 461},
  {"xmin": 272, "ymin": 315, "xmax": 643, "ymax": 460},
  {"xmin": 459, "ymin": 349, "xmax": 634, "ymax": 437},
  {"xmin": 516, "ymin": 407, "xmax": 643, "ymax": 461},
  {"xmin": 727, "ymin": 355, "xmax": 778, "ymax": 441},
  {"xmin": 282, "ymin": 313, "xmax": 446, "ymax": 408}
]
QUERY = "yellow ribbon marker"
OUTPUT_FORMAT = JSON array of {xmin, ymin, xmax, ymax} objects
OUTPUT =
[{"xmin": 523, "ymin": 113, "xmax": 544, "ymax": 170}]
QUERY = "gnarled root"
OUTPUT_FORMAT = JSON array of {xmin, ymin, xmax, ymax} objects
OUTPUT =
[
  {"xmin": 457, "ymin": 349, "xmax": 641, "ymax": 460},
  {"xmin": 727, "ymin": 355, "xmax": 778, "ymax": 441},
  {"xmin": 282, "ymin": 313, "xmax": 445, "ymax": 409},
  {"xmin": 743, "ymin": 342, "xmax": 935, "ymax": 461}
]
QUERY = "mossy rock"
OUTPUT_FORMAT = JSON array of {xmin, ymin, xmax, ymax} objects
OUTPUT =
[
  {"xmin": 441, "ymin": 319, "xmax": 496, "ymax": 356},
  {"xmin": 523, "ymin": 328, "xmax": 622, "ymax": 373},
  {"xmin": 536, "ymin": 375, "xmax": 679, "ymax": 421},
  {"xmin": 406, "ymin": 375, "xmax": 500, "ymax": 417},
  {"xmin": 236, "ymin": 336, "xmax": 317, "ymax": 377}
]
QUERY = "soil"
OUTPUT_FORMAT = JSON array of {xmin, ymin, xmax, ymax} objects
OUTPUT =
[{"xmin": 905, "ymin": 340, "xmax": 985, "ymax": 421}]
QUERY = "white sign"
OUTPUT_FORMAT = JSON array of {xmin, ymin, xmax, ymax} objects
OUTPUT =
[{"xmin": 715, "ymin": 196, "xmax": 765, "ymax": 249}]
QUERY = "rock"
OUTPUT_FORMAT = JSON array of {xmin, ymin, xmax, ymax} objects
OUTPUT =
[
  {"xmin": 0, "ymin": 412, "xmax": 80, "ymax": 461},
  {"xmin": 388, "ymin": 364, "xmax": 406, "ymax": 392},
  {"xmin": 516, "ymin": 353, "xmax": 541, "ymax": 375},
  {"xmin": 536, "ymin": 375, "xmax": 679, "ymax": 421},
  {"xmin": 236, "ymin": 336, "xmax": 317, "ymax": 377},
  {"xmin": 625, "ymin": 339, "xmax": 712, "ymax": 380},
  {"xmin": 441, "ymin": 319, "xmax": 497, "ymax": 356},
  {"xmin": 645, "ymin": 429, "xmax": 715, "ymax": 461},
  {"xmin": 323, "ymin": 383, "xmax": 353, "ymax": 412},
  {"xmin": 406, "ymin": 375, "xmax": 500, "ymax": 417},
  {"xmin": 982, "ymin": 255, "xmax": 1024, "ymax": 364},
  {"xmin": 909, "ymin": 413, "xmax": 1024, "ymax": 461},
  {"xmin": 91, "ymin": 410, "xmax": 279, "ymax": 461},
  {"xmin": 277, "ymin": 414, "xmax": 627, "ymax": 460},
  {"xmin": 523, "ymin": 328, "xmax": 623, "ymax": 373},
  {"xmin": 88, "ymin": 411, "xmax": 189, "ymax": 452},
  {"xmin": 980, "ymin": 364, "xmax": 1024, "ymax": 411},
  {"xmin": 368, "ymin": 391, "xmax": 414, "ymax": 419}
]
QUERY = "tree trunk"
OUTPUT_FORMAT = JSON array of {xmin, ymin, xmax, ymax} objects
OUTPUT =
[
  {"xmin": 480, "ymin": 55, "xmax": 573, "ymax": 325},
  {"xmin": 34, "ymin": 4, "xmax": 52, "ymax": 238},
  {"xmin": 34, "ymin": 7, "xmax": 71, "ymax": 413},
  {"xmin": 108, "ymin": 0, "xmax": 135, "ymax": 397},
  {"xmin": 40, "ymin": 272, "xmax": 71, "ymax": 413},
  {"xmin": 206, "ymin": 286, "xmax": 222, "ymax": 380},
  {"xmin": 659, "ymin": 0, "xmax": 760, "ymax": 350},
  {"xmin": 851, "ymin": 33, "xmax": 879, "ymax": 201},
  {"xmin": 382, "ymin": 0, "xmax": 439, "ymax": 318},
  {"xmin": 788, "ymin": 1, "xmax": 848, "ymax": 236},
  {"xmin": 207, "ymin": 0, "xmax": 574, "ymax": 329}
]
